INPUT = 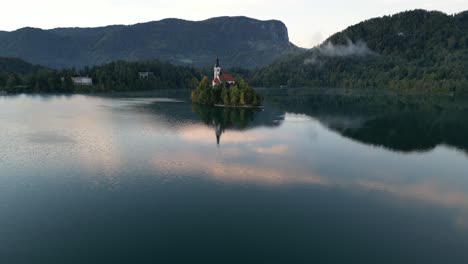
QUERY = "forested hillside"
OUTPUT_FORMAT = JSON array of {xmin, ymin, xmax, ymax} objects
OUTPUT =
[
  {"xmin": 0, "ymin": 57, "xmax": 44, "ymax": 74},
  {"xmin": 252, "ymin": 10, "xmax": 468, "ymax": 92},
  {"xmin": 0, "ymin": 17, "xmax": 300, "ymax": 69}
]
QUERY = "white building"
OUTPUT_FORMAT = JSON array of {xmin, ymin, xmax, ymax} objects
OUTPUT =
[
  {"xmin": 72, "ymin": 77, "xmax": 93, "ymax": 86},
  {"xmin": 139, "ymin": 72, "xmax": 153, "ymax": 80}
]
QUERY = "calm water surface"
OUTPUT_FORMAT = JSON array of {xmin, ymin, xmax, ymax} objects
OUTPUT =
[{"xmin": 1, "ymin": 92, "xmax": 468, "ymax": 263}]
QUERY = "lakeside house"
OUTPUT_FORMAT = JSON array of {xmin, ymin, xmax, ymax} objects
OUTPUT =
[
  {"xmin": 139, "ymin": 72, "xmax": 153, "ymax": 80},
  {"xmin": 72, "ymin": 77, "xmax": 93, "ymax": 86},
  {"xmin": 212, "ymin": 57, "xmax": 235, "ymax": 87}
]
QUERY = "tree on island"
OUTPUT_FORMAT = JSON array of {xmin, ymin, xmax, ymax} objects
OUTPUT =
[{"xmin": 191, "ymin": 76, "xmax": 262, "ymax": 106}]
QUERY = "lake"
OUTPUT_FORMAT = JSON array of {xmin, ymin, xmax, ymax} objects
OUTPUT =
[{"xmin": 1, "ymin": 91, "xmax": 468, "ymax": 263}]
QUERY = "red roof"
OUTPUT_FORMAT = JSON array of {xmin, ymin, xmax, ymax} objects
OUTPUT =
[
  {"xmin": 223, "ymin": 74, "xmax": 235, "ymax": 82},
  {"xmin": 213, "ymin": 74, "xmax": 235, "ymax": 85}
]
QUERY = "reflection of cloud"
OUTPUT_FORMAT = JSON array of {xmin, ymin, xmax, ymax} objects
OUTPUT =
[
  {"xmin": 27, "ymin": 132, "xmax": 75, "ymax": 144},
  {"xmin": 152, "ymin": 151, "xmax": 328, "ymax": 186},
  {"xmin": 455, "ymin": 216, "xmax": 468, "ymax": 230},
  {"xmin": 18, "ymin": 95, "xmax": 466, "ymax": 229},
  {"xmin": 357, "ymin": 180, "xmax": 468, "ymax": 232},
  {"xmin": 176, "ymin": 122, "xmax": 468, "ymax": 218},
  {"xmin": 70, "ymin": 109, "xmax": 122, "ymax": 174},
  {"xmin": 358, "ymin": 181, "xmax": 468, "ymax": 209},
  {"xmin": 254, "ymin": 144, "xmax": 289, "ymax": 155},
  {"xmin": 179, "ymin": 125, "xmax": 269, "ymax": 144},
  {"xmin": 208, "ymin": 161, "xmax": 326, "ymax": 185}
]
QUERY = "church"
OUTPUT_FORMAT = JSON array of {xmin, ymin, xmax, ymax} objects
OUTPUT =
[{"xmin": 212, "ymin": 57, "xmax": 236, "ymax": 87}]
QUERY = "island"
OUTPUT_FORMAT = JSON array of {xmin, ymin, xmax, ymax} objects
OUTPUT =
[{"xmin": 191, "ymin": 57, "xmax": 262, "ymax": 107}]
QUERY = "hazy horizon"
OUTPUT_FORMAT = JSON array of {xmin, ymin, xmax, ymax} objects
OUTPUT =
[{"xmin": 2, "ymin": 1, "xmax": 468, "ymax": 48}]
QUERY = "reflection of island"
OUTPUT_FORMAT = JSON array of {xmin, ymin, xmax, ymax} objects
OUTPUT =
[
  {"xmin": 191, "ymin": 104, "xmax": 283, "ymax": 145},
  {"xmin": 264, "ymin": 90, "xmax": 468, "ymax": 153},
  {"xmin": 132, "ymin": 90, "xmax": 468, "ymax": 154},
  {"xmin": 134, "ymin": 100, "xmax": 284, "ymax": 146}
]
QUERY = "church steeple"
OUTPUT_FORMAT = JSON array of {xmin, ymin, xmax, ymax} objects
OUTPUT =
[{"xmin": 213, "ymin": 56, "xmax": 222, "ymax": 86}]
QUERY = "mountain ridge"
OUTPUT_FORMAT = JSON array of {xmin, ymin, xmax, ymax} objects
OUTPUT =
[
  {"xmin": 0, "ymin": 57, "xmax": 45, "ymax": 74},
  {"xmin": 0, "ymin": 16, "xmax": 300, "ymax": 69}
]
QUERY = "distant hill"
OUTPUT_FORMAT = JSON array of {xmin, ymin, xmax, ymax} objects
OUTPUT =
[
  {"xmin": 252, "ymin": 10, "xmax": 468, "ymax": 92},
  {"xmin": 0, "ymin": 17, "xmax": 301, "ymax": 69},
  {"xmin": 0, "ymin": 57, "xmax": 44, "ymax": 74}
]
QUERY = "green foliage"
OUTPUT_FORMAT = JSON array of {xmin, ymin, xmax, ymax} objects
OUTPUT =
[
  {"xmin": 251, "ymin": 10, "xmax": 468, "ymax": 93},
  {"xmin": 191, "ymin": 76, "xmax": 262, "ymax": 106},
  {"xmin": 87, "ymin": 60, "xmax": 201, "ymax": 92},
  {"xmin": 0, "ymin": 59, "xmax": 201, "ymax": 93}
]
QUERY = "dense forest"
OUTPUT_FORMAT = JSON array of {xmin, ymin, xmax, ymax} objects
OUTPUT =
[
  {"xmin": 0, "ymin": 59, "xmax": 202, "ymax": 93},
  {"xmin": 251, "ymin": 10, "xmax": 468, "ymax": 92}
]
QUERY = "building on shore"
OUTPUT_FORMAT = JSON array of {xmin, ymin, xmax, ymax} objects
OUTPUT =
[
  {"xmin": 72, "ymin": 77, "xmax": 93, "ymax": 86},
  {"xmin": 139, "ymin": 72, "xmax": 153, "ymax": 80},
  {"xmin": 212, "ymin": 57, "xmax": 235, "ymax": 87}
]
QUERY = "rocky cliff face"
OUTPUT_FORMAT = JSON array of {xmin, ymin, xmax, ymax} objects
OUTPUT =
[{"xmin": 0, "ymin": 17, "xmax": 300, "ymax": 69}]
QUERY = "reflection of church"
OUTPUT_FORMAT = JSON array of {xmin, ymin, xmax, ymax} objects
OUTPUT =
[
  {"xmin": 215, "ymin": 122, "xmax": 224, "ymax": 145},
  {"xmin": 190, "ymin": 103, "xmax": 284, "ymax": 147}
]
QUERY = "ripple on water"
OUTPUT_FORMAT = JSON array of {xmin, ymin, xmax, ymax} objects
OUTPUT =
[{"xmin": 26, "ymin": 132, "xmax": 75, "ymax": 145}]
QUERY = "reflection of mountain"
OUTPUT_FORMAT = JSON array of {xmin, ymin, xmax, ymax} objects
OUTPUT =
[
  {"xmin": 192, "ymin": 105, "xmax": 283, "ymax": 145},
  {"xmin": 264, "ymin": 90, "xmax": 468, "ymax": 153},
  {"xmin": 334, "ymin": 113, "xmax": 468, "ymax": 153}
]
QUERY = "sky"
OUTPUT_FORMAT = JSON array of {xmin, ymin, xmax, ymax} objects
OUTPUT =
[{"xmin": 1, "ymin": 0, "xmax": 467, "ymax": 48}]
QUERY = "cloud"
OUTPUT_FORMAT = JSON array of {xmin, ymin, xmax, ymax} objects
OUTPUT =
[
  {"xmin": 304, "ymin": 39, "xmax": 375, "ymax": 65},
  {"xmin": 319, "ymin": 40, "xmax": 375, "ymax": 57}
]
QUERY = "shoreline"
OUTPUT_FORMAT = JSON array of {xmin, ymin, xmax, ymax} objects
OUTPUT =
[{"xmin": 214, "ymin": 104, "xmax": 264, "ymax": 109}]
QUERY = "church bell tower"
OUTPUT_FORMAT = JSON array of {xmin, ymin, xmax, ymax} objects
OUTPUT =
[{"xmin": 214, "ymin": 56, "xmax": 221, "ymax": 81}]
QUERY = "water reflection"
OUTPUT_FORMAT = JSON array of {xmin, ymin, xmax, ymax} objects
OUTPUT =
[
  {"xmin": 135, "ymin": 99, "xmax": 468, "ymax": 214},
  {"xmin": 138, "ymin": 97, "xmax": 468, "ymax": 213},
  {"xmin": 264, "ymin": 91, "xmax": 468, "ymax": 154},
  {"xmin": 2, "ymin": 94, "xmax": 468, "ymax": 263},
  {"xmin": 191, "ymin": 105, "xmax": 282, "ymax": 145}
]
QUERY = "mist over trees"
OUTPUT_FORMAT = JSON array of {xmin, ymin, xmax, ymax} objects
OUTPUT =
[{"xmin": 250, "ymin": 10, "xmax": 468, "ymax": 92}]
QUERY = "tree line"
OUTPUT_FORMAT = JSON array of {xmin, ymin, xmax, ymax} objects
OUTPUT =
[{"xmin": 0, "ymin": 60, "xmax": 202, "ymax": 93}]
